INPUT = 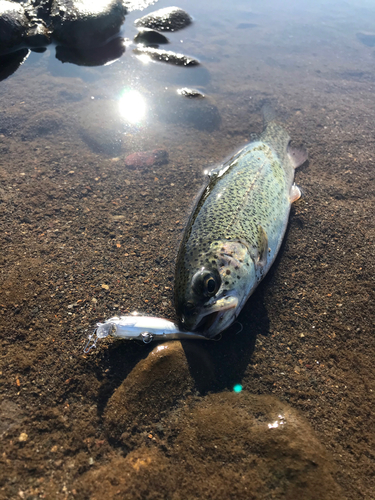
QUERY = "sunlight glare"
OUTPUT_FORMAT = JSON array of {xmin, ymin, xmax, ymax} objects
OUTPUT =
[{"xmin": 118, "ymin": 90, "xmax": 146, "ymax": 124}]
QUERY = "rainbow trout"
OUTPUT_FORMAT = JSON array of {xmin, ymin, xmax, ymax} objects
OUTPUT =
[{"xmin": 174, "ymin": 111, "xmax": 307, "ymax": 338}]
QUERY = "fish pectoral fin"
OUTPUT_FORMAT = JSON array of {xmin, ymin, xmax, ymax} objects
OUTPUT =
[
  {"xmin": 250, "ymin": 225, "xmax": 268, "ymax": 268},
  {"xmin": 287, "ymin": 143, "xmax": 308, "ymax": 169},
  {"xmin": 290, "ymin": 183, "xmax": 302, "ymax": 203}
]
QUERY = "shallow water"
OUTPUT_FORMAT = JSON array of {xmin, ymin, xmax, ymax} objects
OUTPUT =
[{"xmin": 0, "ymin": 0, "xmax": 374, "ymax": 498}]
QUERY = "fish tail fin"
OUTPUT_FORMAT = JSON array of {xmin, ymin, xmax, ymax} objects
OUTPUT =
[
  {"xmin": 262, "ymin": 103, "xmax": 277, "ymax": 126},
  {"xmin": 260, "ymin": 104, "xmax": 290, "ymax": 150}
]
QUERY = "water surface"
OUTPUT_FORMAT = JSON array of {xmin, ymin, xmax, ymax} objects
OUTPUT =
[{"xmin": 0, "ymin": 0, "xmax": 374, "ymax": 498}]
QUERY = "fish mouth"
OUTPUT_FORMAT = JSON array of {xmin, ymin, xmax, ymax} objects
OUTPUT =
[
  {"xmin": 195, "ymin": 311, "xmax": 221, "ymax": 334},
  {"xmin": 193, "ymin": 296, "xmax": 239, "ymax": 338}
]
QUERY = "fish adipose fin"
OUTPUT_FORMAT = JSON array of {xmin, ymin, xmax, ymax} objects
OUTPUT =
[
  {"xmin": 287, "ymin": 143, "xmax": 308, "ymax": 169},
  {"xmin": 290, "ymin": 184, "xmax": 301, "ymax": 203},
  {"xmin": 250, "ymin": 225, "xmax": 268, "ymax": 268}
]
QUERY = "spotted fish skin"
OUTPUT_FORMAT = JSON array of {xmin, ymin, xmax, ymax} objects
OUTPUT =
[{"xmin": 174, "ymin": 116, "xmax": 307, "ymax": 338}]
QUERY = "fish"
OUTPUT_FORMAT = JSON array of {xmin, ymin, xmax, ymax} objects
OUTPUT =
[{"xmin": 174, "ymin": 109, "xmax": 307, "ymax": 338}]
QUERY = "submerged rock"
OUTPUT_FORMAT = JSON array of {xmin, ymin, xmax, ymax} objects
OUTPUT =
[
  {"xmin": 50, "ymin": 0, "xmax": 126, "ymax": 48},
  {"xmin": 134, "ymin": 6, "xmax": 192, "ymax": 32},
  {"xmin": 133, "ymin": 46, "xmax": 199, "ymax": 66},
  {"xmin": 0, "ymin": 1, "xmax": 29, "ymax": 54},
  {"xmin": 124, "ymin": 149, "xmax": 168, "ymax": 169},
  {"xmin": 134, "ymin": 28, "xmax": 169, "ymax": 46},
  {"xmin": 104, "ymin": 342, "xmax": 195, "ymax": 442},
  {"xmin": 88, "ymin": 392, "xmax": 345, "ymax": 499}
]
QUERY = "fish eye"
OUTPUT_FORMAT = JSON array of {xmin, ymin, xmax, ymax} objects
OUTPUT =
[
  {"xmin": 192, "ymin": 269, "xmax": 221, "ymax": 298},
  {"xmin": 205, "ymin": 276, "xmax": 217, "ymax": 295}
]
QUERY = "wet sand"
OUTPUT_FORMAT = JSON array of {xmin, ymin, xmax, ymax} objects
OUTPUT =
[{"xmin": 0, "ymin": 0, "xmax": 374, "ymax": 498}]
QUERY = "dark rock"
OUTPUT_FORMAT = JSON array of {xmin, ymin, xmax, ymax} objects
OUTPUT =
[
  {"xmin": 23, "ymin": 0, "xmax": 52, "ymax": 24},
  {"xmin": 0, "ymin": 1, "xmax": 29, "ymax": 54},
  {"xmin": 177, "ymin": 87, "xmax": 205, "ymax": 98},
  {"xmin": 134, "ymin": 6, "xmax": 192, "ymax": 32},
  {"xmin": 25, "ymin": 20, "xmax": 50, "ymax": 47},
  {"xmin": 134, "ymin": 28, "xmax": 169, "ymax": 46},
  {"xmin": 356, "ymin": 32, "xmax": 375, "ymax": 47},
  {"xmin": 56, "ymin": 36, "xmax": 125, "ymax": 66},
  {"xmin": 0, "ymin": 48, "xmax": 29, "ymax": 82},
  {"xmin": 133, "ymin": 46, "xmax": 199, "ymax": 66},
  {"xmin": 50, "ymin": 0, "xmax": 126, "ymax": 48}
]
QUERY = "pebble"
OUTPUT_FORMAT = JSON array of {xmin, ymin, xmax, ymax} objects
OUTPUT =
[
  {"xmin": 133, "ymin": 46, "xmax": 199, "ymax": 66},
  {"xmin": 19, "ymin": 432, "xmax": 28, "ymax": 442},
  {"xmin": 134, "ymin": 28, "xmax": 169, "ymax": 46},
  {"xmin": 124, "ymin": 149, "xmax": 168, "ymax": 169},
  {"xmin": 134, "ymin": 7, "xmax": 192, "ymax": 32},
  {"xmin": 177, "ymin": 87, "xmax": 205, "ymax": 98}
]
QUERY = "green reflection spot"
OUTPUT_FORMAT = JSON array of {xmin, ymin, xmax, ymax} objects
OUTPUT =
[{"xmin": 233, "ymin": 384, "xmax": 242, "ymax": 393}]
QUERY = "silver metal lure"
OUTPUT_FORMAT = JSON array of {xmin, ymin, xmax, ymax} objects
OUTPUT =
[{"xmin": 83, "ymin": 314, "xmax": 208, "ymax": 353}]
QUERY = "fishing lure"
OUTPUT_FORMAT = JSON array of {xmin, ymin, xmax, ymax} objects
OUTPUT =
[{"xmin": 83, "ymin": 314, "xmax": 208, "ymax": 353}]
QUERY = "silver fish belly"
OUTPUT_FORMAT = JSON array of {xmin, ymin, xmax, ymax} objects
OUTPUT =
[{"xmin": 174, "ymin": 117, "xmax": 307, "ymax": 338}]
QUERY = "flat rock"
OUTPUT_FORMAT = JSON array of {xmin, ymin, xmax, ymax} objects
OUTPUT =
[
  {"xmin": 134, "ymin": 6, "xmax": 192, "ymax": 32},
  {"xmin": 103, "ymin": 341, "xmax": 195, "ymax": 442},
  {"xmin": 83, "ymin": 392, "xmax": 344, "ymax": 499},
  {"xmin": 50, "ymin": 0, "xmax": 126, "ymax": 48},
  {"xmin": 133, "ymin": 46, "xmax": 199, "ymax": 66}
]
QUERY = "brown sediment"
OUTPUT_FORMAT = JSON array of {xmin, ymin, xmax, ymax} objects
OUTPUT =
[{"xmin": 0, "ymin": 4, "xmax": 374, "ymax": 499}]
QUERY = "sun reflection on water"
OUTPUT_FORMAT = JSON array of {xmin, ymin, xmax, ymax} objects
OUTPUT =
[{"xmin": 118, "ymin": 89, "xmax": 147, "ymax": 124}]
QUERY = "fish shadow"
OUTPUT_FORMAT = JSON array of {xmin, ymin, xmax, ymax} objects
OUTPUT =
[{"xmin": 181, "ymin": 283, "xmax": 270, "ymax": 394}]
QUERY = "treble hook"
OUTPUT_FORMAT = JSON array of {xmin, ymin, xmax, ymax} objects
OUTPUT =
[{"xmin": 83, "ymin": 331, "xmax": 99, "ymax": 354}]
